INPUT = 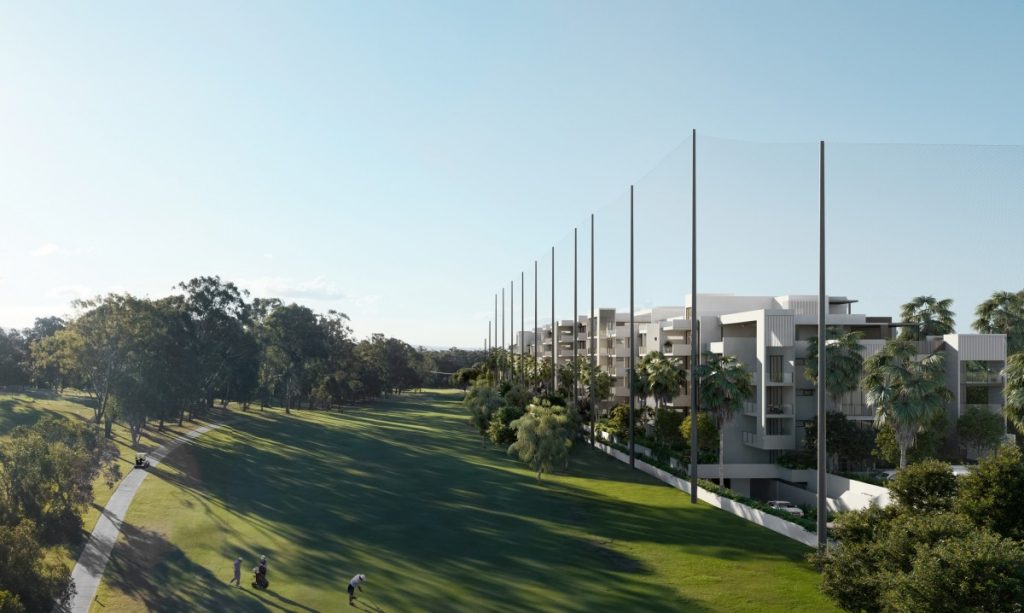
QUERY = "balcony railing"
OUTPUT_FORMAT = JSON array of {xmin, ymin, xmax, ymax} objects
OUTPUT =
[
  {"xmin": 742, "ymin": 431, "xmax": 794, "ymax": 450},
  {"xmin": 765, "ymin": 404, "xmax": 793, "ymax": 416},
  {"xmin": 963, "ymin": 371, "xmax": 1003, "ymax": 384},
  {"xmin": 766, "ymin": 370, "xmax": 793, "ymax": 385}
]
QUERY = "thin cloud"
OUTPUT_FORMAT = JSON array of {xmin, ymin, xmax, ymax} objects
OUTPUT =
[
  {"xmin": 31, "ymin": 243, "xmax": 64, "ymax": 257},
  {"xmin": 241, "ymin": 276, "xmax": 348, "ymax": 302},
  {"xmin": 49, "ymin": 284, "xmax": 93, "ymax": 299}
]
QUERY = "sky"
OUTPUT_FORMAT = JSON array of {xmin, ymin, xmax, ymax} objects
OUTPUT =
[{"xmin": 1, "ymin": 1, "xmax": 1022, "ymax": 348}]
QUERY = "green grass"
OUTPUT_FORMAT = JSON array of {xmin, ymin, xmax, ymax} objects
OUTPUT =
[
  {"xmin": 92, "ymin": 389, "xmax": 836, "ymax": 612},
  {"xmin": 0, "ymin": 390, "xmax": 216, "ymax": 569}
]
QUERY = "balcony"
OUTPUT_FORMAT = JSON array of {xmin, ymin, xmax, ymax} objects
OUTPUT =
[
  {"xmin": 663, "ymin": 343, "xmax": 690, "ymax": 357},
  {"xmin": 963, "ymin": 371, "xmax": 1003, "ymax": 384},
  {"xmin": 614, "ymin": 346, "xmax": 632, "ymax": 358},
  {"xmin": 611, "ymin": 385, "xmax": 631, "ymax": 398},
  {"xmin": 742, "ymin": 403, "xmax": 793, "ymax": 417},
  {"xmin": 742, "ymin": 431, "xmax": 794, "ymax": 450},
  {"xmin": 765, "ymin": 370, "xmax": 793, "ymax": 385}
]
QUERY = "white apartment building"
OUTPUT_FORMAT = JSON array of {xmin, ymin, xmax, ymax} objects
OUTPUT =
[{"xmin": 513, "ymin": 293, "xmax": 1008, "ymax": 492}]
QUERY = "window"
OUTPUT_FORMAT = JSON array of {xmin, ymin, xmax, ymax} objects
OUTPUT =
[{"xmin": 798, "ymin": 389, "xmax": 814, "ymax": 397}]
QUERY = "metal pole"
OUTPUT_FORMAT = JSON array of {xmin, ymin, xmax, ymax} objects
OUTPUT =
[
  {"xmin": 521, "ymin": 270, "xmax": 525, "ymax": 383},
  {"xmin": 690, "ymin": 129, "xmax": 699, "ymax": 503},
  {"xmin": 629, "ymin": 185, "xmax": 635, "ymax": 468},
  {"xmin": 495, "ymin": 295, "xmax": 498, "ymax": 383},
  {"xmin": 817, "ymin": 140, "xmax": 827, "ymax": 549},
  {"xmin": 534, "ymin": 260, "xmax": 538, "ymax": 386},
  {"xmin": 510, "ymin": 279, "xmax": 514, "ymax": 382},
  {"xmin": 590, "ymin": 213, "xmax": 596, "ymax": 447},
  {"xmin": 551, "ymin": 246, "xmax": 556, "ymax": 394},
  {"xmin": 574, "ymin": 227, "xmax": 579, "ymax": 413},
  {"xmin": 501, "ymin": 287, "xmax": 505, "ymax": 383}
]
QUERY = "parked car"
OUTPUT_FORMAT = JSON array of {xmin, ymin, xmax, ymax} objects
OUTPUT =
[{"xmin": 767, "ymin": 500, "xmax": 804, "ymax": 517}]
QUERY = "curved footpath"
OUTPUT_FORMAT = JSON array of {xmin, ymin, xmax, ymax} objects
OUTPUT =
[{"xmin": 69, "ymin": 421, "xmax": 227, "ymax": 613}]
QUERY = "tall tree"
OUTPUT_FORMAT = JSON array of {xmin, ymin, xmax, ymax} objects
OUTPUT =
[
  {"xmin": 899, "ymin": 296, "xmax": 956, "ymax": 340},
  {"xmin": 1002, "ymin": 353, "xmax": 1024, "ymax": 433},
  {"xmin": 974, "ymin": 290, "xmax": 1024, "ymax": 356},
  {"xmin": 805, "ymin": 328, "xmax": 865, "ymax": 411},
  {"xmin": 260, "ymin": 303, "xmax": 327, "ymax": 412},
  {"xmin": 177, "ymin": 276, "xmax": 251, "ymax": 409},
  {"xmin": 695, "ymin": 353, "xmax": 754, "ymax": 484},
  {"xmin": 59, "ymin": 295, "xmax": 139, "ymax": 435},
  {"xmin": 862, "ymin": 339, "xmax": 953, "ymax": 468}
]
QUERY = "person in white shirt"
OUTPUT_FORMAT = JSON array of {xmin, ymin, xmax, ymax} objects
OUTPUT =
[
  {"xmin": 230, "ymin": 556, "xmax": 242, "ymax": 586},
  {"xmin": 348, "ymin": 573, "xmax": 366, "ymax": 606}
]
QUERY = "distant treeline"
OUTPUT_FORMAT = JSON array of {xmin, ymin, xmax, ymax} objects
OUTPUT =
[{"xmin": 0, "ymin": 276, "xmax": 485, "ymax": 440}]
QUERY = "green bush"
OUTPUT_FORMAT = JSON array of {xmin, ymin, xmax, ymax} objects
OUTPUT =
[
  {"xmin": 653, "ymin": 409, "xmax": 683, "ymax": 446},
  {"xmin": 487, "ymin": 405, "xmax": 525, "ymax": 447},
  {"xmin": 879, "ymin": 529, "xmax": 1024, "ymax": 612},
  {"xmin": 888, "ymin": 459, "xmax": 957, "ymax": 513},
  {"xmin": 679, "ymin": 412, "xmax": 718, "ymax": 452},
  {"xmin": 956, "ymin": 444, "xmax": 1024, "ymax": 540},
  {"xmin": 776, "ymin": 450, "xmax": 815, "ymax": 469}
]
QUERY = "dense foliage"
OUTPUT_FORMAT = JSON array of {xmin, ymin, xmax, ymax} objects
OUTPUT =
[
  {"xmin": 0, "ymin": 417, "xmax": 118, "ymax": 610},
  {"xmin": 1, "ymin": 277, "xmax": 433, "ymax": 433},
  {"xmin": 819, "ymin": 447, "xmax": 1024, "ymax": 612}
]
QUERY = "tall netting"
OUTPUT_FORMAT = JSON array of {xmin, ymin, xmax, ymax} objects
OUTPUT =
[
  {"xmin": 697, "ymin": 136, "xmax": 820, "ymax": 297},
  {"xmin": 634, "ymin": 135, "xmax": 693, "ymax": 313},
  {"xmin": 828, "ymin": 142, "xmax": 1024, "ymax": 332}
]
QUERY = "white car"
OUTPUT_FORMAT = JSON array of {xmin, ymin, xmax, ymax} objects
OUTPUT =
[{"xmin": 767, "ymin": 500, "xmax": 805, "ymax": 517}]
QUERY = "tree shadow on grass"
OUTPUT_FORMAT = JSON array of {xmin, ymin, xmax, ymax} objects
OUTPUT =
[
  {"xmin": 101, "ymin": 522, "xmax": 273, "ymax": 612},
  {"xmin": 142, "ymin": 405, "xmax": 712, "ymax": 612}
]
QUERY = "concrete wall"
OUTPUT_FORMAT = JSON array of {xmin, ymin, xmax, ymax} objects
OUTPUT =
[{"xmin": 593, "ymin": 441, "xmax": 817, "ymax": 548}]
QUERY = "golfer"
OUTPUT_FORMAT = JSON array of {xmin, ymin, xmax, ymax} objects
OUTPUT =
[
  {"xmin": 230, "ymin": 556, "xmax": 242, "ymax": 586},
  {"xmin": 348, "ymin": 573, "xmax": 366, "ymax": 606}
]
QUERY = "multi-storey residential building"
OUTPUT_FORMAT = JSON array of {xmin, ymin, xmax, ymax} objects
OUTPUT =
[{"xmin": 511, "ymin": 293, "xmax": 1009, "ymax": 498}]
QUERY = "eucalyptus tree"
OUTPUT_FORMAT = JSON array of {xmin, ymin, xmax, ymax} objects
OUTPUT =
[
  {"xmin": 805, "ymin": 328, "xmax": 865, "ymax": 411},
  {"xmin": 974, "ymin": 290, "xmax": 1024, "ymax": 356},
  {"xmin": 695, "ymin": 353, "xmax": 754, "ymax": 484},
  {"xmin": 899, "ymin": 296, "xmax": 956, "ymax": 340},
  {"xmin": 177, "ymin": 276, "xmax": 251, "ymax": 409},
  {"xmin": 57, "ymin": 295, "xmax": 140, "ymax": 435},
  {"xmin": 862, "ymin": 339, "xmax": 953, "ymax": 468}
]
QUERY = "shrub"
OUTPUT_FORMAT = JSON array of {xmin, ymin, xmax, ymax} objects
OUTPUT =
[
  {"xmin": 679, "ymin": 412, "xmax": 718, "ymax": 452},
  {"xmin": 888, "ymin": 459, "xmax": 957, "ymax": 513},
  {"xmin": 508, "ymin": 404, "xmax": 573, "ymax": 481},
  {"xmin": 776, "ymin": 450, "xmax": 815, "ymax": 469},
  {"xmin": 880, "ymin": 529, "xmax": 1024, "ymax": 612},
  {"xmin": 464, "ymin": 381, "xmax": 503, "ymax": 436},
  {"xmin": 956, "ymin": 444, "xmax": 1024, "ymax": 540},
  {"xmin": 487, "ymin": 405, "xmax": 525, "ymax": 447},
  {"xmin": 957, "ymin": 406, "xmax": 1005, "ymax": 459},
  {"xmin": 0, "ymin": 520, "xmax": 74, "ymax": 611}
]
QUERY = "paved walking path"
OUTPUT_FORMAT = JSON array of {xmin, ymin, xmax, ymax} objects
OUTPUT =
[{"xmin": 69, "ymin": 421, "xmax": 227, "ymax": 613}]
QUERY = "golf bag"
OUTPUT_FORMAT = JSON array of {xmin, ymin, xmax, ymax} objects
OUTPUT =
[{"xmin": 252, "ymin": 566, "xmax": 269, "ymax": 589}]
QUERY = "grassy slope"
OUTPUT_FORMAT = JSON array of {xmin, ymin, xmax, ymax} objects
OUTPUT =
[
  {"xmin": 0, "ymin": 390, "xmax": 212, "ymax": 568},
  {"xmin": 92, "ymin": 390, "xmax": 836, "ymax": 612}
]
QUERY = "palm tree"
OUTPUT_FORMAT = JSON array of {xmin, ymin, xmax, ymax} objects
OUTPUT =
[
  {"xmin": 861, "ymin": 339, "xmax": 953, "ymax": 468},
  {"xmin": 805, "ymin": 328, "xmax": 865, "ymax": 411},
  {"xmin": 899, "ymin": 296, "xmax": 955, "ymax": 340},
  {"xmin": 974, "ymin": 290, "xmax": 1024, "ymax": 356},
  {"xmin": 646, "ymin": 354, "xmax": 687, "ymax": 410},
  {"xmin": 695, "ymin": 352, "xmax": 754, "ymax": 485},
  {"xmin": 1002, "ymin": 353, "xmax": 1024, "ymax": 433}
]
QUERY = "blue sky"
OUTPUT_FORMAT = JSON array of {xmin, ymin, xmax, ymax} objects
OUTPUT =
[{"xmin": 1, "ymin": 1, "xmax": 1021, "ymax": 347}]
